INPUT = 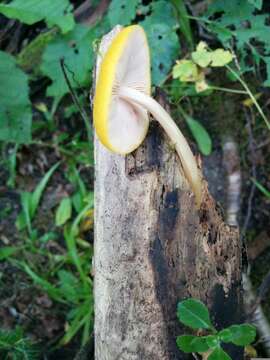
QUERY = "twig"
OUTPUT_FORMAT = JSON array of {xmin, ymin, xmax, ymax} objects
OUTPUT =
[
  {"xmin": 60, "ymin": 58, "xmax": 93, "ymax": 145},
  {"xmin": 240, "ymin": 108, "xmax": 257, "ymax": 241}
]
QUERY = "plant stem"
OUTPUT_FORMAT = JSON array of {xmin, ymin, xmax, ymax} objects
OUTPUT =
[
  {"xmin": 226, "ymin": 65, "xmax": 270, "ymax": 131},
  {"xmin": 209, "ymin": 86, "xmax": 247, "ymax": 95},
  {"xmin": 119, "ymin": 86, "xmax": 202, "ymax": 207}
]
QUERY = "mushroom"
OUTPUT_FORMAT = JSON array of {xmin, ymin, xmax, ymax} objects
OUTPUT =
[{"xmin": 93, "ymin": 25, "xmax": 202, "ymax": 207}]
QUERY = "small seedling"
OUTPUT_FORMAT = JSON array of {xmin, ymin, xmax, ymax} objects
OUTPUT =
[{"xmin": 176, "ymin": 298, "xmax": 256, "ymax": 359}]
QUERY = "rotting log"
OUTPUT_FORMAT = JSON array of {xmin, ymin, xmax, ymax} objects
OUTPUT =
[{"xmin": 94, "ymin": 29, "xmax": 243, "ymax": 360}]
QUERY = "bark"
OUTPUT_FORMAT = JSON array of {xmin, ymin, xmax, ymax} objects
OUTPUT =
[{"xmin": 94, "ymin": 27, "xmax": 242, "ymax": 360}]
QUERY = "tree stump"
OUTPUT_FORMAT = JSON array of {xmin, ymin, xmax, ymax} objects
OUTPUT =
[{"xmin": 94, "ymin": 28, "xmax": 242, "ymax": 360}]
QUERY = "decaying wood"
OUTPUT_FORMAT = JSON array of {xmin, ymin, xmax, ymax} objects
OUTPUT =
[{"xmin": 94, "ymin": 28, "xmax": 242, "ymax": 360}]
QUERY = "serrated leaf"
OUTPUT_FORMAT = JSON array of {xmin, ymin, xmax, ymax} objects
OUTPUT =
[
  {"xmin": 182, "ymin": 113, "xmax": 212, "ymax": 155},
  {"xmin": 208, "ymin": 346, "xmax": 232, "ymax": 360},
  {"xmin": 108, "ymin": 0, "xmax": 140, "ymax": 26},
  {"xmin": 0, "ymin": 0, "xmax": 75, "ymax": 33},
  {"xmin": 177, "ymin": 298, "xmax": 212, "ymax": 330},
  {"xmin": 173, "ymin": 60, "xmax": 198, "ymax": 82},
  {"xmin": 41, "ymin": 23, "xmax": 107, "ymax": 100},
  {"xmin": 226, "ymin": 324, "xmax": 256, "ymax": 346},
  {"xmin": 177, "ymin": 335, "xmax": 210, "ymax": 353},
  {"xmin": 56, "ymin": 197, "xmax": 72, "ymax": 226},
  {"xmin": 0, "ymin": 51, "xmax": 32, "ymax": 144}
]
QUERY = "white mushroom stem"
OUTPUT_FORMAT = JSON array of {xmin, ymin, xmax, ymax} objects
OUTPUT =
[{"xmin": 119, "ymin": 86, "xmax": 202, "ymax": 207}]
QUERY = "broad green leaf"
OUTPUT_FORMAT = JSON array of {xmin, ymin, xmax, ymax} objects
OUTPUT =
[
  {"xmin": 56, "ymin": 197, "xmax": 72, "ymax": 226},
  {"xmin": 108, "ymin": 0, "xmax": 139, "ymax": 26},
  {"xmin": 0, "ymin": 246, "xmax": 18, "ymax": 261},
  {"xmin": 208, "ymin": 346, "xmax": 232, "ymax": 360},
  {"xmin": 176, "ymin": 335, "xmax": 210, "ymax": 353},
  {"xmin": 141, "ymin": 1, "xmax": 180, "ymax": 85},
  {"xmin": 41, "ymin": 23, "xmax": 107, "ymax": 100},
  {"xmin": 0, "ymin": 51, "xmax": 32, "ymax": 144},
  {"xmin": 248, "ymin": 0, "xmax": 263, "ymax": 10},
  {"xmin": 181, "ymin": 112, "xmax": 212, "ymax": 156},
  {"xmin": 0, "ymin": 0, "xmax": 75, "ymax": 33},
  {"xmin": 173, "ymin": 60, "xmax": 198, "ymax": 82},
  {"xmin": 210, "ymin": 49, "xmax": 233, "ymax": 67},
  {"xmin": 177, "ymin": 298, "xmax": 213, "ymax": 330},
  {"xmin": 226, "ymin": 324, "xmax": 256, "ymax": 346}
]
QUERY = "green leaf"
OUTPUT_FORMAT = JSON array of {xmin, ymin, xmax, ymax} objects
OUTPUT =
[
  {"xmin": 226, "ymin": 324, "xmax": 256, "ymax": 346},
  {"xmin": 108, "ymin": 0, "xmax": 139, "ymax": 26},
  {"xmin": 170, "ymin": 0, "xmax": 194, "ymax": 48},
  {"xmin": 56, "ymin": 197, "xmax": 72, "ymax": 226},
  {"xmin": 210, "ymin": 49, "xmax": 233, "ymax": 67},
  {"xmin": 192, "ymin": 44, "xmax": 233, "ymax": 68},
  {"xmin": 176, "ymin": 335, "xmax": 210, "ymax": 353},
  {"xmin": 208, "ymin": 346, "xmax": 232, "ymax": 360},
  {"xmin": 248, "ymin": 0, "xmax": 263, "ymax": 10},
  {"xmin": 177, "ymin": 298, "xmax": 213, "ymax": 330},
  {"xmin": 173, "ymin": 60, "xmax": 198, "ymax": 82},
  {"xmin": 0, "ymin": 51, "xmax": 32, "ymax": 144},
  {"xmin": 0, "ymin": 0, "xmax": 75, "ymax": 33},
  {"xmin": 206, "ymin": 335, "xmax": 220, "ymax": 349},
  {"xmin": 41, "ymin": 24, "xmax": 104, "ymax": 100},
  {"xmin": 0, "ymin": 246, "xmax": 18, "ymax": 261},
  {"xmin": 22, "ymin": 263, "xmax": 66, "ymax": 303},
  {"xmin": 141, "ymin": 1, "xmax": 180, "ymax": 85},
  {"xmin": 218, "ymin": 328, "xmax": 233, "ymax": 343},
  {"xmin": 192, "ymin": 42, "xmax": 212, "ymax": 68},
  {"xmin": 181, "ymin": 112, "xmax": 212, "ymax": 155},
  {"xmin": 30, "ymin": 162, "xmax": 60, "ymax": 217},
  {"xmin": 251, "ymin": 178, "xmax": 270, "ymax": 198}
]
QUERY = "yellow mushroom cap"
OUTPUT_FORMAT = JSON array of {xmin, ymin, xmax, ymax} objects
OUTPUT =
[{"xmin": 93, "ymin": 25, "xmax": 151, "ymax": 154}]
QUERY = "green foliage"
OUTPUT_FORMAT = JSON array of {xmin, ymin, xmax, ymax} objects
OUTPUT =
[
  {"xmin": 108, "ymin": 0, "xmax": 139, "ymax": 26},
  {"xmin": 176, "ymin": 298, "xmax": 256, "ymax": 360},
  {"xmin": 177, "ymin": 298, "xmax": 213, "ymax": 330},
  {"xmin": 192, "ymin": 42, "xmax": 233, "ymax": 68},
  {"xmin": 55, "ymin": 197, "xmax": 72, "ymax": 226},
  {"xmin": 0, "ymin": 0, "xmax": 75, "ymax": 33},
  {"xmin": 252, "ymin": 178, "xmax": 270, "ymax": 198},
  {"xmin": 205, "ymin": 0, "xmax": 270, "ymax": 85},
  {"xmin": 170, "ymin": 0, "xmax": 194, "ymax": 49},
  {"xmin": 0, "ymin": 327, "xmax": 40, "ymax": 360},
  {"xmin": 0, "ymin": 51, "xmax": 32, "ymax": 144},
  {"xmin": 16, "ymin": 162, "xmax": 60, "ymax": 235},
  {"xmin": 141, "ymin": 1, "xmax": 180, "ymax": 85},
  {"xmin": 17, "ymin": 29, "xmax": 58, "ymax": 77},
  {"xmin": 0, "ymin": 246, "xmax": 18, "ymax": 261},
  {"xmin": 180, "ymin": 110, "xmax": 212, "ymax": 156},
  {"xmin": 41, "ymin": 24, "xmax": 102, "ymax": 100}
]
